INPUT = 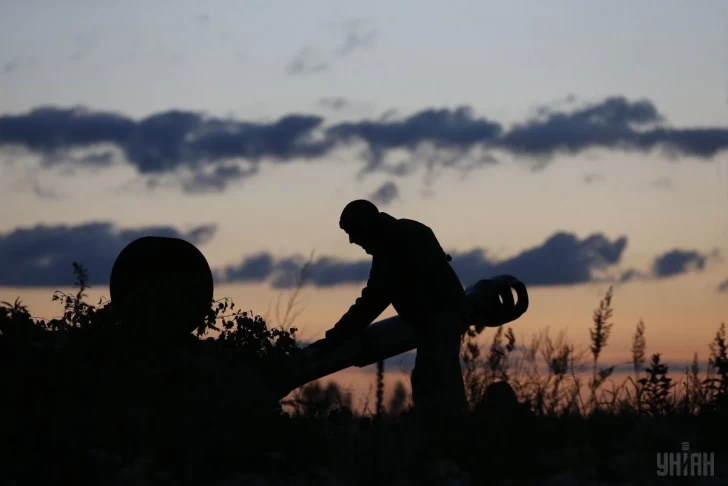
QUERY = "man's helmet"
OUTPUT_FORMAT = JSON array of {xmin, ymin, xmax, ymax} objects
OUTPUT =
[{"xmin": 339, "ymin": 199, "xmax": 380, "ymax": 234}]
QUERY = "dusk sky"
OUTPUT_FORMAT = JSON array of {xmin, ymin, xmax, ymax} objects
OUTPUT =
[{"xmin": 1, "ymin": 0, "xmax": 727, "ymax": 399}]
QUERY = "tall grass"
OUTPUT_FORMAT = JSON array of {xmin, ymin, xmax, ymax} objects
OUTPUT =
[{"xmin": 2, "ymin": 267, "xmax": 727, "ymax": 484}]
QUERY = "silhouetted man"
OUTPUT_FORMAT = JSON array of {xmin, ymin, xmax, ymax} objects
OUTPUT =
[{"xmin": 323, "ymin": 200, "xmax": 468, "ymax": 430}]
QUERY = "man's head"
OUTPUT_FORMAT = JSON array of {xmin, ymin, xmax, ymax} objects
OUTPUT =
[{"xmin": 339, "ymin": 200, "xmax": 380, "ymax": 254}]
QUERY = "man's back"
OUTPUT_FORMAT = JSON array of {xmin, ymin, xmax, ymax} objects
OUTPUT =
[{"xmin": 373, "ymin": 212, "xmax": 466, "ymax": 324}]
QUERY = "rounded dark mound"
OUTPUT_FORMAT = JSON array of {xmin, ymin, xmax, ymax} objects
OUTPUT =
[
  {"xmin": 482, "ymin": 381, "xmax": 517, "ymax": 408},
  {"xmin": 110, "ymin": 236, "xmax": 214, "ymax": 335}
]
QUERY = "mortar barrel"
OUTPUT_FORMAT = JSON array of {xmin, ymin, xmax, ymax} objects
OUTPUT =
[{"xmin": 280, "ymin": 274, "xmax": 528, "ymax": 397}]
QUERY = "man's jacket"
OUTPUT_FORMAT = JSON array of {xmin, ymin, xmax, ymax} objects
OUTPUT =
[{"xmin": 329, "ymin": 212, "xmax": 467, "ymax": 339}]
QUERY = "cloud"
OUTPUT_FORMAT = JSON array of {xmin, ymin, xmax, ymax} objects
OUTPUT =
[
  {"xmin": 368, "ymin": 181, "xmax": 399, "ymax": 205},
  {"xmin": 337, "ymin": 107, "xmax": 500, "ymax": 151},
  {"xmin": 620, "ymin": 248, "xmax": 717, "ymax": 283},
  {"xmin": 219, "ymin": 231, "xmax": 629, "ymax": 289},
  {"xmin": 1, "ymin": 59, "xmax": 22, "ymax": 75},
  {"xmin": 274, "ymin": 256, "xmax": 373, "ymax": 289},
  {"xmin": 218, "ymin": 252, "xmax": 275, "ymax": 284},
  {"xmin": 500, "ymin": 97, "xmax": 663, "ymax": 156},
  {"xmin": 450, "ymin": 232, "xmax": 628, "ymax": 288},
  {"xmin": 218, "ymin": 253, "xmax": 372, "ymax": 289},
  {"xmin": 2, "ymin": 219, "xmax": 713, "ymax": 292},
  {"xmin": 30, "ymin": 182, "xmax": 62, "ymax": 200},
  {"xmin": 328, "ymin": 107, "xmax": 503, "ymax": 182},
  {"xmin": 0, "ymin": 107, "xmax": 330, "ymax": 192},
  {"xmin": 286, "ymin": 19, "xmax": 377, "ymax": 76},
  {"xmin": 39, "ymin": 150, "xmax": 117, "ymax": 172},
  {"xmin": 318, "ymin": 97, "xmax": 350, "ymax": 111},
  {"xmin": 6, "ymin": 167, "xmax": 65, "ymax": 200},
  {"xmin": 0, "ymin": 107, "xmax": 135, "ymax": 153},
  {"xmin": 285, "ymin": 47, "xmax": 330, "ymax": 75},
  {"xmin": 718, "ymin": 278, "xmax": 728, "ymax": 293},
  {"xmin": 219, "ymin": 232, "xmax": 715, "ymax": 291},
  {"xmin": 179, "ymin": 162, "xmax": 259, "ymax": 193},
  {"xmin": 651, "ymin": 249, "xmax": 708, "ymax": 277},
  {"xmin": 618, "ymin": 268, "xmax": 646, "ymax": 283},
  {"xmin": 334, "ymin": 19, "xmax": 377, "ymax": 57},
  {"xmin": 500, "ymin": 96, "xmax": 728, "ymax": 159},
  {"xmin": 0, "ymin": 222, "xmax": 216, "ymax": 287},
  {"xmin": 532, "ymin": 94, "xmax": 578, "ymax": 118},
  {"xmin": 2, "ymin": 96, "xmax": 727, "ymax": 195},
  {"xmin": 0, "ymin": 107, "xmax": 330, "ymax": 167},
  {"xmin": 1, "ymin": 56, "xmax": 35, "ymax": 75}
]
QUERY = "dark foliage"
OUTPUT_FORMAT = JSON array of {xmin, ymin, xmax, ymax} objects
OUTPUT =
[
  {"xmin": 0, "ymin": 263, "xmax": 302, "ymax": 484},
  {"xmin": 1, "ymin": 266, "xmax": 727, "ymax": 484}
]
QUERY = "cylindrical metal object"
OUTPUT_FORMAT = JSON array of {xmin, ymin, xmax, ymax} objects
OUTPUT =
[
  {"xmin": 109, "ymin": 236, "xmax": 214, "ymax": 335},
  {"xmin": 278, "ymin": 274, "xmax": 528, "ymax": 398}
]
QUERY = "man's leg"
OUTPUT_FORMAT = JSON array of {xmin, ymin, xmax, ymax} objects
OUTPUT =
[
  {"xmin": 411, "ymin": 310, "xmax": 467, "ymax": 458},
  {"xmin": 414, "ymin": 309, "xmax": 467, "ymax": 413}
]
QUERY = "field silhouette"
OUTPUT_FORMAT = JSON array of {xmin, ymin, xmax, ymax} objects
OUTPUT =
[{"xmin": 1, "ymin": 262, "xmax": 727, "ymax": 485}]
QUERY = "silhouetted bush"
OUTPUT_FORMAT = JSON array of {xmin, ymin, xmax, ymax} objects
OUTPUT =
[{"xmin": 0, "ymin": 263, "xmax": 303, "ymax": 484}]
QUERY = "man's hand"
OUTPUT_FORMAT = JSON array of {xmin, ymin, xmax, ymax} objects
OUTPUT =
[
  {"xmin": 324, "ymin": 325, "xmax": 352, "ymax": 345},
  {"xmin": 302, "ymin": 330, "xmax": 349, "ymax": 359}
]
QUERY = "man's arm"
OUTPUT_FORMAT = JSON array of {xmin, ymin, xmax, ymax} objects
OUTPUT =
[{"xmin": 325, "ymin": 258, "xmax": 390, "ymax": 343}]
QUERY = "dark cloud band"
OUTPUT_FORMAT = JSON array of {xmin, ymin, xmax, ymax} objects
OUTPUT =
[
  {"xmin": 0, "ymin": 222, "xmax": 216, "ymax": 287},
  {"xmin": 0, "ymin": 222, "xmax": 712, "ymax": 289},
  {"xmin": 2, "ymin": 97, "xmax": 726, "ymax": 193},
  {"xmin": 218, "ymin": 232, "xmax": 713, "ymax": 289}
]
